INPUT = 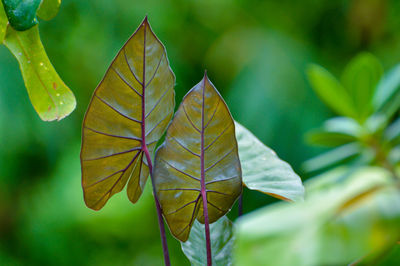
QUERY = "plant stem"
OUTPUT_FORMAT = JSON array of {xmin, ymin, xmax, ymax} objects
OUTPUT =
[
  {"xmin": 140, "ymin": 17, "xmax": 170, "ymax": 266},
  {"xmin": 238, "ymin": 193, "xmax": 243, "ymax": 217},
  {"xmin": 143, "ymin": 147, "xmax": 171, "ymax": 266},
  {"xmin": 201, "ymin": 73, "xmax": 212, "ymax": 266}
]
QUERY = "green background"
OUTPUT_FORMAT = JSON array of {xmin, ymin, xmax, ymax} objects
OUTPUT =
[{"xmin": 0, "ymin": 0, "xmax": 399, "ymax": 265}]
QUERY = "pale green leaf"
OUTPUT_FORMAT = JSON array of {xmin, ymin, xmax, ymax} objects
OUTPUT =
[
  {"xmin": 37, "ymin": 0, "xmax": 61, "ymax": 21},
  {"xmin": 3, "ymin": 25, "xmax": 76, "ymax": 121},
  {"xmin": 306, "ymin": 64, "xmax": 356, "ymax": 118},
  {"xmin": 374, "ymin": 63, "xmax": 400, "ymax": 111},
  {"xmin": 235, "ymin": 167, "xmax": 400, "ymax": 266},
  {"xmin": 303, "ymin": 143, "xmax": 360, "ymax": 172},
  {"xmin": 181, "ymin": 216, "xmax": 234, "ymax": 266},
  {"xmin": 235, "ymin": 122, "xmax": 304, "ymax": 201}
]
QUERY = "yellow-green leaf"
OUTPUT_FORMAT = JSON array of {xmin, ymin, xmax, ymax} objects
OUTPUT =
[
  {"xmin": 3, "ymin": 25, "xmax": 76, "ymax": 121},
  {"xmin": 154, "ymin": 74, "xmax": 242, "ymax": 242},
  {"xmin": 37, "ymin": 0, "xmax": 61, "ymax": 21},
  {"xmin": 80, "ymin": 17, "xmax": 175, "ymax": 210},
  {"xmin": 0, "ymin": 1, "xmax": 8, "ymax": 42}
]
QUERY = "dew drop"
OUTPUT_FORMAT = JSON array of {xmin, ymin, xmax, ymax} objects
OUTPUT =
[
  {"xmin": 60, "ymin": 101, "xmax": 64, "ymax": 105},
  {"xmin": 39, "ymin": 62, "xmax": 44, "ymax": 66},
  {"xmin": 56, "ymin": 93, "xmax": 60, "ymax": 97}
]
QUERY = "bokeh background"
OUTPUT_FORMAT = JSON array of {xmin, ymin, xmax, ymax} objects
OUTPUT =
[{"xmin": 0, "ymin": 0, "xmax": 399, "ymax": 265}]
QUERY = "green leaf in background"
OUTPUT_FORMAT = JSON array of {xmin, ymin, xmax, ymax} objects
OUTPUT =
[
  {"xmin": 2, "ymin": 0, "xmax": 41, "ymax": 31},
  {"xmin": 154, "ymin": 74, "xmax": 242, "ymax": 242},
  {"xmin": 306, "ymin": 117, "xmax": 361, "ymax": 147},
  {"xmin": 303, "ymin": 143, "xmax": 361, "ymax": 172},
  {"xmin": 80, "ymin": 18, "xmax": 175, "ymax": 210},
  {"xmin": 0, "ymin": 1, "xmax": 7, "ymax": 42},
  {"xmin": 306, "ymin": 64, "xmax": 356, "ymax": 118},
  {"xmin": 374, "ymin": 63, "xmax": 400, "ymax": 111},
  {"xmin": 235, "ymin": 167, "xmax": 400, "ymax": 266},
  {"xmin": 181, "ymin": 216, "xmax": 234, "ymax": 266},
  {"xmin": 235, "ymin": 122, "xmax": 304, "ymax": 202},
  {"xmin": 3, "ymin": 25, "xmax": 76, "ymax": 121},
  {"xmin": 36, "ymin": 0, "xmax": 61, "ymax": 21},
  {"xmin": 341, "ymin": 52, "xmax": 383, "ymax": 120}
]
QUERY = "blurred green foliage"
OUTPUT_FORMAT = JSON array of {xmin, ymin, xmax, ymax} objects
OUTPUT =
[{"xmin": 1, "ymin": 0, "xmax": 400, "ymax": 265}]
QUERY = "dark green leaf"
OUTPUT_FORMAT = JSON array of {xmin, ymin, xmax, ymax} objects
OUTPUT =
[
  {"xmin": 373, "ymin": 63, "xmax": 400, "ymax": 111},
  {"xmin": 181, "ymin": 216, "xmax": 234, "ymax": 266},
  {"xmin": 235, "ymin": 122, "xmax": 304, "ymax": 201},
  {"xmin": 154, "ymin": 74, "xmax": 242, "ymax": 242},
  {"xmin": 341, "ymin": 52, "xmax": 383, "ymax": 120},
  {"xmin": 3, "ymin": 25, "xmax": 76, "ymax": 121},
  {"xmin": 303, "ymin": 143, "xmax": 360, "ymax": 172},
  {"xmin": 2, "ymin": 0, "xmax": 41, "ymax": 31},
  {"xmin": 36, "ymin": 0, "xmax": 61, "ymax": 21},
  {"xmin": 80, "ymin": 17, "xmax": 175, "ymax": 210},
  {"xmin": 306, "ymin": 64, "xmax": 356, "ymax": 118},
  {"xmin": 235, "ymin": 167, "xmax": 400, "ymax": 266}
]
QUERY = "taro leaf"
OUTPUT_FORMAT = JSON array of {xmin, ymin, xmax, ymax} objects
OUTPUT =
[
  {"xmin": 235, "ymin": 122, "xmax": 304, "ymax": 202},
  {"xmin": 181, "ymin": 216, "xmax": 234, "ymax": 266},
  {"xmin": 341, "ymin": 52, "xmax": 383, "ymax": 120},
  {"xmin": 0, "ymin": 1, "xmax": 7, "ymax": 42},
  {"xmin": 37, "ymin": 0, "xmax": 61, "ymax": 21},
  {"xmin": 3, "ymin": 25, "xmax": 76, "ymax": 121},
  {"xmin": 306, "ymin": 64, "xmax": 356, "ymax": 118},
  {"xmin": 80, "ymin": 17, "xmax": 175, "ymax": 210},
  {"xmin": 2, "ymin": 0, "xmax": 41, "ymax": 31},
  {"xmin": 154, "ymin": 74, "xmax": 242, "ymax": 242}
]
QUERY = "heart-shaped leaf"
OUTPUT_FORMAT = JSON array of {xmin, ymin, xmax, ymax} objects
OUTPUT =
[
  {"xmin": 3, "ymin": 25, "xmax": 76, "ymax": 121},
  {"xmin": 154, "ymin": 74, "xmax": 242, "ymax": 241},
  {"xmin": 235, "ymin": 122, "xmax": 304, "ymax": 202},
  {"xmin": 37, "ymin": 0, "xmax": 61, "ymax": 21},
  {"xmin": 81, "ymin": 17, "xmax": 175, "ymax": 210},
  {"xmin": 2, "ymin": 0, "xmax": 41, "ymax": 31},
  {"xmin": 181, "ymin": 216, "xmax": 234, "ymax": 266}
]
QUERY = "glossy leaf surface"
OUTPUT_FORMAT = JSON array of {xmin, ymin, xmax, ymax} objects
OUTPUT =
[
  {"xmin": 306, "ymin": 64, "xmax": 356, "ymax": 118},
  {"xmin": 0, "ymin": 1, "xmax": 6, "ymax": 42},
  {"xmin": 81, "ymin": 18, "xmax": 175, "ymax": 210},
  {"xmin": 37, "ymin": 0, "xmax": 61, "ymax": 21},
  {"xmin": 2, "ymin": 0, "xmax": 40, "ymax": 31},
  {"xmin": 181, "ymin": 216, "xmax": 234, "ymax": 266},
  {"xmin": 154, "ymin": 75, "xmax": 242, "ymax": 241},
  {"xmin": 235, "ymin": 122, "xmax": 304, "ymax": 202},
  {"xmin": 3, "ymin": 25, "xmax": 76, "ymax": 121}
]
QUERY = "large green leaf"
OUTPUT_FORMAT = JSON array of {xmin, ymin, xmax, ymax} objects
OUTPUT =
[
  {"xmin": 341, "ymin": 52, "xmax": 383, "ymax": 120},
  {"xmin": 306, "ymin": 64, "xmax": 356, "ymax": 118},
  {"xmin": 3, "ymin": 25, "xmax": 76, "ymax": 121},
  {"xmin": 154, "ymin": 74, "xmax": 242, "ymax": 242},
  {"xmin": 0, "ymin": 1, "xmax": 7, "ymax": 42},
  {"xmin": 235, "ymin": 167, "xmax": 400, "ymax": 266},
  {"xmin": 181, "ymin": 216, "xmax": 234, "ymax": 266},
  {"xmin": 235, "ymin": 122, "xmax": 304, "ymax": 202},
  {"xmin": 80, "ymin": 17, "xmax": 175, "ymax": 210},
  {"xmin": 36, "ymin": 0, "xmax": 61, "ymax": 21},
  {"xmin": 374, "ymin": 63, "xmax": 400, "ymax": 111},
  {"xmin": 2, "ymin": 0, "xmax": 41, "ymax": 31}
]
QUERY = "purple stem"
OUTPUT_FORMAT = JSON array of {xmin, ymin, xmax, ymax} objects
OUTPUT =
[
  {"xmin": 238, "ymin": 193, "xmax": 243, "ymax": 217},
  {"xmin": 141, "ymin": 17, "xmax": 171, "ymax": 266},
  {"xmin": 200, "ymin": 72, "xmax": 212, "ymax": 266}
]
